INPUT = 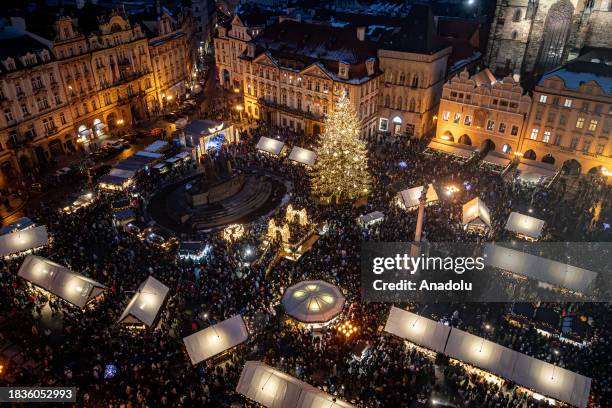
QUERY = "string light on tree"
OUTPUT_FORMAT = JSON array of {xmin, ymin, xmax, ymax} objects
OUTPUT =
[{"xmin": 311, "ymin": 92, "xmax": 371, "ymax": 202}]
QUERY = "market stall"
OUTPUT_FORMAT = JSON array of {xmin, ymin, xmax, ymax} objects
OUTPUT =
[
  {"xmin": 281, "ymin": 280, "xmax": 345, "ymax": 327},
  {"xmin": 117, "ymin": 276, "xmax": 169, "ymax": 328},
  {"xmin": 18, "ymin": 255, "xmax": 106, "ymax": 308},
  {"xmin": 0, "ymin": 225, "xmax": 49, "ymax": 258},
  {"xmin": 462, "ymin": 197, "xmax": 492, "ymax": 233},
  {"xmin": 236, "ymin": 361, "xmax": 354, "ymax": 408},
  {"xmin": 504, "ymin": 212, "xmax": 545, "ymax": 241},
  {"xmin": 288, "ymin": 146, "xmax": 316, "ymax": 166},
  {"xmin": 183, "ymin": 315, "xmax": 248, "ymax": 365},
  {"xmin": 256, "ymin": 136, "xmax": 285, "ymax": 156},
  {"xmin": 384, "ymin": 307, "xmax": 451, "ymax": 353},
  {"xmin": 397, "ymin": 184, "xmax": 439, "ymax": 210}
]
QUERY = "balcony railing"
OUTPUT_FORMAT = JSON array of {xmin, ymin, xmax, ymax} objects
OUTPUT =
[{"xmin": 258, "ymin": 98, "xmax": 324, "ymax": 121}]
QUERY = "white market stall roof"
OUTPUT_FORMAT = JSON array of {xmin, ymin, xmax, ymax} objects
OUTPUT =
[
  {"xmin": 505, "ymin": 212, "xmax": 545, "ymax": 240},
  {"xmin": 482, "ymin": 151, "xmax": 511, "ymax": 168},
  {"xmin": 462, "ymin": 197, "xmax": 492, "ymax": 228},
  {"xmin": 183, "ymin": 315, "xmax": 249, "ymax": 365},
  {"xmin": 0, "ymin": 217, "xmax": 35, "ymax": 235},
  {"xmin": 357, "ymin": 211, "xmax": 384, "ymax": 226},
  {"xmin": 281, "ymin": 280, "xmax": 345, "ymax": 323},
  {"xmin": 236, "ymin": 361, "xmax": 355, "ymax": 408},
  {"xmin": 382, "ymin": 310, "xmax": 592, "ymax": 408},
  {"xmin": 483, "ymin": 244, "xmax": 598, "ymax": 295},
  {"xmin": 144, "ymin": 140, "xmax": 169, "ymax": 153},
  {"xmin": 18, "ymin": 255, "xmax": 106, "ymax": 308},
  {"xmin": 118, "ymin": 276, "xmax": 169, "ymax": 327},
  {"xmin": 166, "ymin": 151, "xmax": 191, "ymax": 164},
  {"xmin": 512, "ymin": 353, "xmax": 591, "ymax": 408},
  {"xmin": 0, "ymin": 225, "xmax": 49, "ymax": 258},
  {"xmin": 444, "ymin": 327, "xmax": 520, "ymax": 380},
  {"xmin": 398, "ymin": 184, "xmax": 439, "ymax": 208},
  {"xmin": 288, "ymin": 146, "xmax": 317, "ymax": 165},
  {"xmin": 384, "ymin": 307, "xmax": 451, "ymax": 353},
  {"xmin": 109, "ymin": 168, "xmax": 136, "ymax": 179},
  {"xmin": 135, "ymin": 150, "xmax": 164, "ymax": 159},
  {"xmin": 517, "ymin": 159, "xmax": 557, "ymax": 183},
  {"xmin": 256, "ymin": 136, "xmax": 285, "ymax": 156},
  {"xmin": 427, "ymin": 139, "xmax": 479, "ymax": 159}
]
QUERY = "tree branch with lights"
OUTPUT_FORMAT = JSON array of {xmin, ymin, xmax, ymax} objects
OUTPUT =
[{"xmin": 311, "ymin": 93, "xmax": 371, "ymax": 202}]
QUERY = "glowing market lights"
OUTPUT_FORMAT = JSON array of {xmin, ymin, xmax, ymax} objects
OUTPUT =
[{"xmin": 338, "ymin": 321, "xmax": 358, "ymax": 338}]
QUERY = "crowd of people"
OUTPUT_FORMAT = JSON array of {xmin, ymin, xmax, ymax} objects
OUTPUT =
[{"xmin": 0, "ymin": 102, "xmax": 610, "ymax": 408}]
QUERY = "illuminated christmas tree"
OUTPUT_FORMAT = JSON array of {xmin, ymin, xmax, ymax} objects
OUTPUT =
[{"xmin": 311, "ymin": 93, "xmax": 371, "ymax": 202}]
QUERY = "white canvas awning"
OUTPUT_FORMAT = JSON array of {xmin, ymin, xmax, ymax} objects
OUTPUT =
[
  {"xmin": 427, "ymin": 139, "xmax": 478, "ymax": 159},
  {"xmin": 462, "ymin": 197, "xmax": 491, "ymax": 228},
  {"xmin": 482, "ymin": 151, "xmax": 511, "ymax": 168},
  {"xmin": 18, "ymin": 255, "xmax": 106, "ymax": 308},
  {"xmin": 183, "ymin": 315, "xmax": 249, "ymax": 365},
  {"xmin": 398, "ymin": 184, "xmax": 439, "ymax": 209},
  {"xmin": 282, "ymin": 281, "xmax": 345, "ymax": 323},
  {"xmin": 144, "ymin": 140, "xmax": 169, "ymax": 153},
  {"xmin": 118, "ymin": 276, "xmax": 169, "ymax": 327},
  {"xmin": 0, "ymin": 217, "xmax": 35, "ymax": 235},
  {"xmin": 483, "ymin": 244, "xmax": 598, "ymax": 295},
  {"xmin": 383, "ymin": 307, "xmax": 451, "ymax": 353},
  {"xmin": 444, "ymin": 327, "xmax": 520, "ymax": 379},
  {"xmin": 236, "ymin": 361, "xmax": 354, "ymax": 408},
  {"xmin": 517, "ymin": 159, "xmax": 557, "ymax": 183},
  {"xmin": 135, "ymin": 151, "xmax": 164, "ymax": 159},
  {"xmin": 505, "ymin": 212, "xmax": 545, "ymax": 240},
  {"xmin": 0, "ymin": 225, "xmax": 49, "ymax": 258},
  {"xmin": 256, "ymin": 136, "xmax": 285, "ymax": 155},
  {"xmin": 512, "ymin": 353, "xmax": 591, "ymax": 408},
  {"xmin": 357, "ymin": 211, "xmax": 384, "ymax": 226},
  {"xmin": 109, "ymin": 168, "xmax": 136, "ymax": 179},
  {"xmin": 288, "ymin": 147, "xmax": 316, "ymax": 165}
]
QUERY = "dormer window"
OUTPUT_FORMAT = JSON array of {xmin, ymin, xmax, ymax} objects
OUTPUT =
[
  {"xmin": 366, "ymin": 58, "xmax": 375, "ymax": 76},
  {"xmin": 3, "ymin": 58, "xmax": 16, "ymax": 71},
  {"xmin": 338, "ymin": 62, "xmax": 349, "ymax": 80}
]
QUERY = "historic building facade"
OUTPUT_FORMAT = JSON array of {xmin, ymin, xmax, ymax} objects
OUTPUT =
[
  {"xmin": 216, "ymin": 5, "xmax": 451, "ymax": 138},
  {"xmin": 0, "ymin": 6, "xmax": 194, "ymax": 179},
  {"xmin": 0, "ymin": 32, "xmax": 73, "ymax": 180},
  {"xmin": 486, "ymin": 0, "xmax": 612, "ymax": 76},
  {"xmin": 518, "ymin": 49, "xmax": 611, "ymax": 176},
  {"xmin": 436, "ymin": 69, "xmax": 532, "ymax": 154},
  {"xmin": 240, "ymin": 22, "xmax": 381, "ymax": 137}
]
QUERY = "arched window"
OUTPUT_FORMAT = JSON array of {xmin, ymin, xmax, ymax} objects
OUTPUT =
[
  {"xmin": 409, "ymin": 98, "xmax": 416, "ymax": 112},
  {"xmin": 535, "ymin": 0, "xmax": 574, "ymax": 73},
  {"xmin": 397, "ymin": 96, "xmax": 403, "ymax": 110},
  {"xmin": 384, "ymin": 94, "xmax": 390, "ymax": 107},
  {"xmin": 399, "ymin": 73, "xmax": 405, "ymax": 85},
  {"xmin": 411, "ymin": 75, "xmax": 419, "ymax": 88},
  {"xmin": 512, "ymin": 8, "xmax": 522, "ymax": 22},
  {"xmin": 511, "ymin": 30, "xmax": 518, "ymax": 40}
]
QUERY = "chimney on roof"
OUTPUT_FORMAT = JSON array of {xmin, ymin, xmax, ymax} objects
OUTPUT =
[
  {"xmin": 356, "ymin": 26, "xmax": 365, "ymax": 41},
  {"xmin": 76, "ymin": 0, "xmax": 85, "ymax": 9}
]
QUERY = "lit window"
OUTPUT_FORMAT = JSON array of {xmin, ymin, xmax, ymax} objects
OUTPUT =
[
  {"xmin": 502, "ymin": 144, "xmax": 511, "ymax": 153},
  {"xmin": 530, "ymin": 128, "xmax": 539, "ymax": 140},
  {"xmin": 453, "ymin": 113, "xmax": 461, "ymax": 124},
  {"xmin": 588, "ymin": 120, "xmax": 598, "ymax": 131},
  {"xmin": 486, "ymin": 120, "xmax": 494, "ymax": 131},
  {"xmin": 539, "ymin": 95, "xmax": 547, "ymax": 103},
  {"xmin": 576, "ymin": 117, "xmax": 585, "ymax": 129},
  {"xmin": 442, "ymin": 111, "xmax": 450, "ymax": 121},
  {"xmin": 464, "ymin": 115, "xmax": 472, "ymax": 126},
  {"xmin": 564, "ymin": 99, "xmax": 572, "ymax": 108},
  {"xmin": 542, "ymin": 130, "xmax": 551, "ymax": 143},
  {"xmin": 498, "ymin": 123, "xmax": 506, "ymax": 133},
  {"xmin": 511, "ymin": 125, "xmax": 519, "ymax": 136},
  {"xmin": 379, "ymin": 118, "xmax": 388, "ymax": 131}
]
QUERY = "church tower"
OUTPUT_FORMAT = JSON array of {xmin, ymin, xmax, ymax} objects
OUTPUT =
[{"xmin": 486, "ymin": 0, "xmax": 611, "ymax": 77}]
